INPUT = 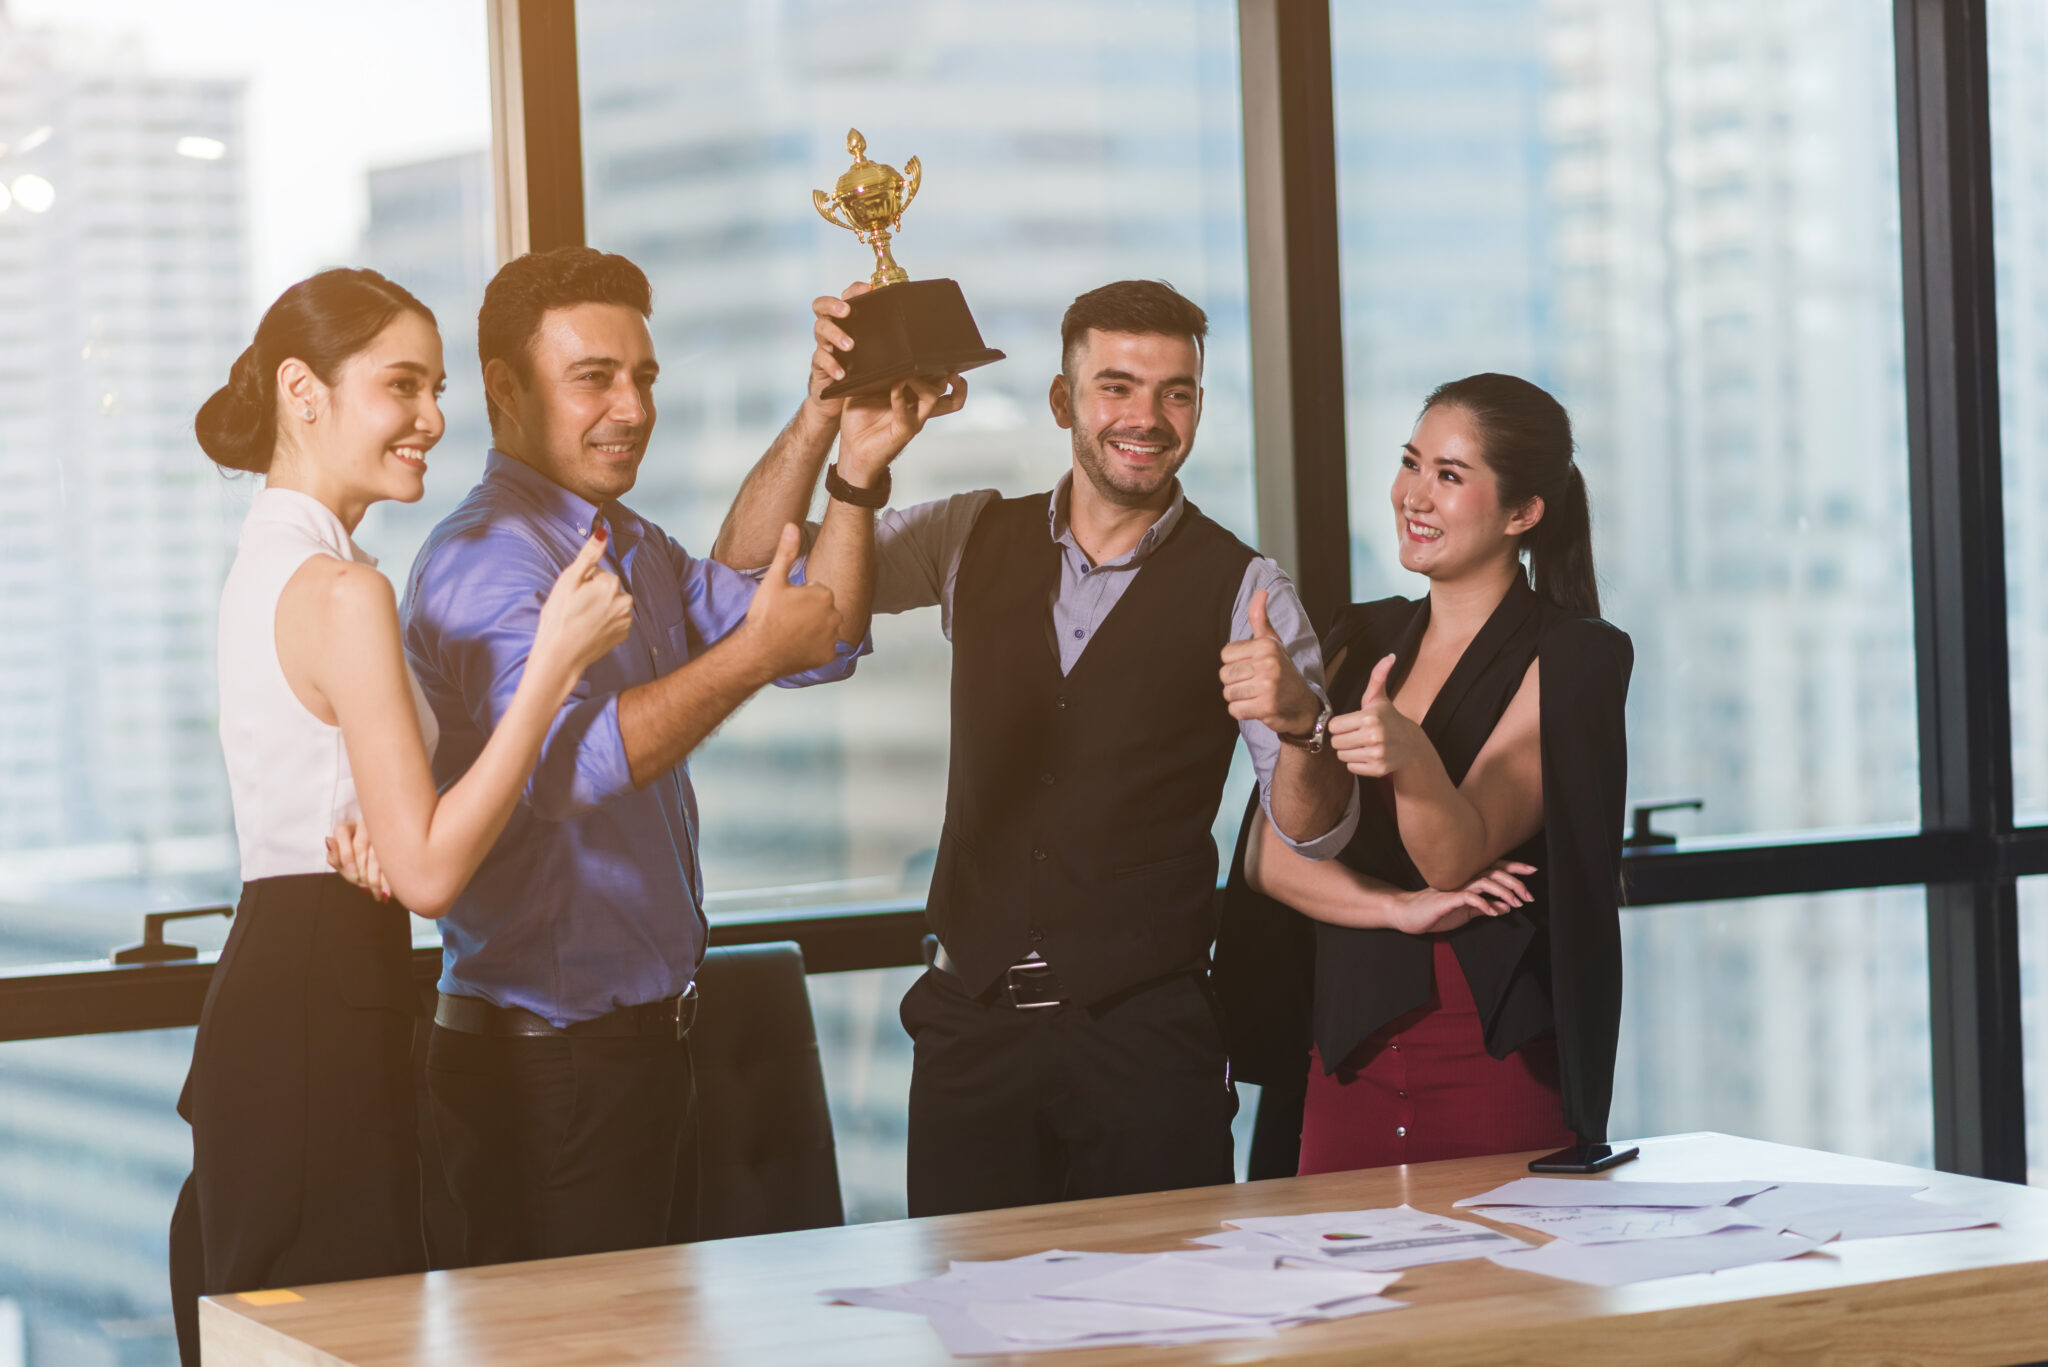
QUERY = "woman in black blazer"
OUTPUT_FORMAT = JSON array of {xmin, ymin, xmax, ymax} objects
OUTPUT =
[{"xmin": 1217, "ymin": 373, "xmax": 1631, "ymax": 1172}]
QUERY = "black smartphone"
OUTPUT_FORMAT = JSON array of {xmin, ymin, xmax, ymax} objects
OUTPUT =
[{"xmin": 1528, "ymin": 1142, "xmax": 1640, "ymax": 1174}]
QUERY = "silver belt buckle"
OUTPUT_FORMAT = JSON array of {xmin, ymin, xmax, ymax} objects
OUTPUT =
[{"xmin": 1004, "ymin": 960, "xmax": 1063, "ymax": 1010}]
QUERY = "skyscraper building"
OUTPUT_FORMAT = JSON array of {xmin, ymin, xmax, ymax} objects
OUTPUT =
[
  {"xmin": 575, "ymin": 0, "xmax": 1257, "ymax": 909},
  {"xmin": 0, "ymin": 17, "xmax": 246, "ymax": 1363},
  {"xmin": 353, "ymin": 148, "xmax": 495, "ymax": 580},
  {"xmin": 1536, "ymin": 0, "xmax": 1927, "ymax": 1161},
  {"xmin": 0, "ymin": 15, "xmax": 246, "ymax": 884},
  {"xmin": 1986, "ymin": 0, "xmax": 2048, "ymax": 1183},
  {"xmin": 1331, "ymin": 0, "xmax": 1932, "ymax": 1163},
  {"xmin": 572, "ymin": 0, "xmax": 1258, "ymax": 1217}
]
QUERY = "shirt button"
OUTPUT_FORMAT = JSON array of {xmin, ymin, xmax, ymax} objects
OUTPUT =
[
  {"xmin": 1396, "ymin": 1125, "xmax": 1408, "ymax": 1138},
  {"xmin": 1029, "ymin": 929, "xmax": 1046, "ymax": 943},
  {"xmin": 1072, "ymin": 627, "xmax": 1084, "ymax": 639},
  {"xmin": 1056, "ymin": 695, "xmax": 1068, "ymax": 709},
  {"xmin": 1398, "ymin": 1090, "xmax": 1408, "ymax": 1099},
  {"xmin": 1389, "ymin": 1043, "xmax": 1399, "ymax": 1052},
  {"xmin": 1031, "ymin": 849, "xmax": 1048, "ymax": 862},
  {"xmin": 1039, "ymin": 772, "xmax": 1055, "ymax": 786}
]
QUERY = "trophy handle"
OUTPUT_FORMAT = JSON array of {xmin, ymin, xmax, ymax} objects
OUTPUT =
[
  {"xmin": 900, "ymin": 157, "xmax": 921, "ymax": 218},
  {"xmin": 812, "ymin": 189, "xmax": 854, "ymax": 231}
]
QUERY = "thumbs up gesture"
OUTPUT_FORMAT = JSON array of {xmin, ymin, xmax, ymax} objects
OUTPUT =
[
  {"xmin": 741, "ymin": 523, "xmax": 845, "ymax": 679},
  {"xmin": 533, "ymin": 528, "xmax": 636, "ymax": 679},
  {"xmin": 1219, "ymin": 589, "xmax": 1323, "ymax": 740},
  {"xmin": 1329, "ymin": 654, "xmax": 1428, "ymax": 778}
]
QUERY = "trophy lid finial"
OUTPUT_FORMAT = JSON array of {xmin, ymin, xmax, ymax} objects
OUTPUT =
[{"xmin": 846, "ymin": 129, "xmax": 868, "ymax": 162}]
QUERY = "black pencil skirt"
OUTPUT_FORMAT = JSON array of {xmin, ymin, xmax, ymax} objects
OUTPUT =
[{"xmin": 168, "ymin": 873, "xmax": 425, "ymax": 1364}]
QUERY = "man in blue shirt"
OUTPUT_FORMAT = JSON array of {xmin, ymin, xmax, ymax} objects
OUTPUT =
[{"xmin": 402, "ymin": 247, "xmax": 958, "ymax": 1265}]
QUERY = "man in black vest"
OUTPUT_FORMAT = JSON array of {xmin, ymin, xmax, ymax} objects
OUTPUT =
[{"xmin": 721, "ymin": 279, "xmax": 1357, "ymax": 1215}]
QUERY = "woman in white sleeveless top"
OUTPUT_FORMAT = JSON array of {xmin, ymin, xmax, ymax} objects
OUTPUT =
[{"xmin": 169, "ymin": 269, "xmax": 630, "ymax": 1363}]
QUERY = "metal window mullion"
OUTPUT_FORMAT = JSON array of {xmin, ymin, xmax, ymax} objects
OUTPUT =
[
  {"xmin": 487, "ymin": 0, "xmax": 586, "ymax": 262},
  {"xmin": 1894, "ymin": 0, "xmax": 2025, "ymax": 1181},
  {"xmin": 1238, "ymin": 0, "xmax": 1351, "ymax": 629}
]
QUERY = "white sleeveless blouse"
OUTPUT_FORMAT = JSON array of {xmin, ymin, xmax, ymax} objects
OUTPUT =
[{"xmin": 219, "ymin": 487, "xmax": 438, "ymax": 881}]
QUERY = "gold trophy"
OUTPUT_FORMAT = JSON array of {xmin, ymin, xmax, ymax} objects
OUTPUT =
[{"xmin": 812, "ymin": 129, "xmax": 1004, "ymax": 399}]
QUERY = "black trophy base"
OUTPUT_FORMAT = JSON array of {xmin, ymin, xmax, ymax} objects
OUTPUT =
[{"xmin": 819, "ymin": 278, "xmax": 1006, "ymax": 399}]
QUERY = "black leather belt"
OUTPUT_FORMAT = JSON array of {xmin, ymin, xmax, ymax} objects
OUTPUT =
[
  {"xmin": 932, "ymin": 942, "xmax": 1067, "ymax": 1009},
  {"xmin": 1000, "ymin": 961, "xmax": 1064, "ymax": 1009},
  {"xmin": 434, "ymin": 984, "xmax": 698, "ymax": 1041}
]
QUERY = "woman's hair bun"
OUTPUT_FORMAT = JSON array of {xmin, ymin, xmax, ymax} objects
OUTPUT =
[
  {"xmin": 195, "ymin": 345, "xmax": 276, "ymax": 474},
  {"xmin": 195, "ymin": 268, "xmax": 434, "ymax": 477}
]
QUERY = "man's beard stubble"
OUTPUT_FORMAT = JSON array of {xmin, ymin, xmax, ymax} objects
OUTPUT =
[{"xmin": 1072, "ymin": 423, "xmax": 1189, "ymax": 508}]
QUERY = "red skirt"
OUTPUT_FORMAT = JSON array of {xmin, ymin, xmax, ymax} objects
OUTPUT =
[{"xmin": 1298, "ymin": 940, "xmax": 1576, "ymax": 1174}]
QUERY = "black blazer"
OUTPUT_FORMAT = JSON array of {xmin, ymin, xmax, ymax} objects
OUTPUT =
[{"xmin": 1215, "ymin": 573, "xmax": 1632, "ymax": 1141}]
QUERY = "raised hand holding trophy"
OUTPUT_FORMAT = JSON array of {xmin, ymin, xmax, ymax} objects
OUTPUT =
[{"xmin": 812, "ymin": 129, "xmax": 1004, "ymax": 399}]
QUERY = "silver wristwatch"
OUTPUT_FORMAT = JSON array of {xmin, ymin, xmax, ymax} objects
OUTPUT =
[{"xmin": 1285, "ymin": 699, "xmax": 1333, "ymax": 754}]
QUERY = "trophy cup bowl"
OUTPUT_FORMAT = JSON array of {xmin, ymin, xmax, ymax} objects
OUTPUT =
[{"xmin": 812, "ymin": 129, "xmax": 1004, "ymax": 399}]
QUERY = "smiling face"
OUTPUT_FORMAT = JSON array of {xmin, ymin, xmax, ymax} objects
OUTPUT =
[
  {"xmin": 486, "ymin": 301, "xmax": 658, "ymax": 504},
  {"xmin": 1391, "ymin": 403, "xmax": 1544, "ymax": 581},
  {"xmin": 287, "ymin": 309, "xmax": 447, "ymax": 507},
  {"xmin": 1051, "ymin": 329, "xmax": 1202, "ymax": 508}
]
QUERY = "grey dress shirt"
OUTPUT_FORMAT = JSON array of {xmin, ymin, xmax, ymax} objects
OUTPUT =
[{"xmin": 871, "ymin": 472, "xmax": 1359, "ymax": 857}]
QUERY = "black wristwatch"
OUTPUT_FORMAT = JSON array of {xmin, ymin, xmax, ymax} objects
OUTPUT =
[{"xmin": 825, "ymin": 461, "xmax": 891, "ymax": 509}]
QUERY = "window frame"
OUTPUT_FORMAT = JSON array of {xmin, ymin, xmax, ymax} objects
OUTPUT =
[{"xmin": 0, "ymin": 0, "xmax": 2030, "ymax": 1185}]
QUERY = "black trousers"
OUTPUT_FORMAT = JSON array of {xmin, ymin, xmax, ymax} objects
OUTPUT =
[
  {"xmin": 424, "ymin": 1022, "xmax": 697, "ymax": 1267},
  {"xmin": 901, "ymin": 966, "xmax": 1237, "ymax": 1218},
  {"xmin": 170, "ymin": 875, "xmax": 425, "ymax": 1367}
]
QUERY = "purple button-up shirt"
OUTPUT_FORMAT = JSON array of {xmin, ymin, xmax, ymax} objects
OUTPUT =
[{"xmin": 402, "ymin": 450, "xmax": 863, "ymax": 1025}]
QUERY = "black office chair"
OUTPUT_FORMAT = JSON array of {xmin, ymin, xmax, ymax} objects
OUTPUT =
[{"xmin": 679, "ymin": 940, "xmax": 845, "ymax": 1240}]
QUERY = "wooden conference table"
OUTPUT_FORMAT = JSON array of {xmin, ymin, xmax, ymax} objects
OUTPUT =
[{"xmin": 201, "ymin": 1132, "xmax": 2048, "ymax": 1366}]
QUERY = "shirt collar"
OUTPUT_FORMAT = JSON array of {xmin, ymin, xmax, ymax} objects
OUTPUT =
[
  {"xmin": 1046, "ymin": 470, "xmax": 1187, "ymax": 568},
  {"xmin": 250, "ymin": 485, "xmax": 376, "ymax": 568},
  {"xmin": 484, "ymin": 448, "xmax": 646, "ymax": 547}
]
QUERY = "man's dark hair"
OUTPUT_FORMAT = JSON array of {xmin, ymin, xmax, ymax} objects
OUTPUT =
[
  {"xmin": 478, "ymin": 245, "xmax": 653, "ymax": 430},
  {"xmin": 1059, "ymin": 279, "xmax": 1207, "ymax": 376}
]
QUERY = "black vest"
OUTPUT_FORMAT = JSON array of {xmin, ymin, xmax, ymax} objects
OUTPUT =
[{"xmin": 928, "ymin": 492, "xmax": 1256, "ymax": 1005}]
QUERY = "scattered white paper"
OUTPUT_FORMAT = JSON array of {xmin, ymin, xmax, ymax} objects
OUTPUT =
[
  {"xmin": 1274, "ymin": 1295, "xmax": 1410, "ymax": 1325},
  {"xmin": 826, "ymin": 1251, "xmax": 1145, "ymax": 1310},
  {"xmin": 968, "ymin": 1298, "xmax": 1273, "ymax": 1344},
  {"xmin": 827, "ymin": 1245, "xmax": 1409, "ymax": 1357},
  {"xmin": 1456, "ymin": 1177, "xmax": 1776, "ymax": 1210},
  {"xmin": 1050, "ymin": 1252, "xmax": 1401, "ymax": 1318},
  {"xmin": 1728, "ymin": 1183, "xmax": 1995, "ymax": 1242},
  {"xmin": 1489, "ymin": 1203, "xmax": 1766, "ymax": 1244},
  {"xmin": 1487, "ymin": 1226, "xmax": 1822, "ymax": 1286},
  {"xmin": 1219, "ymin": 1204, "xmax": 1531, "ymax": 1270},
  {"xmin": 940, "ymin": 1250, "xmax": 1172, "ymax": 1296},
  {"xmin": 1192, "ymin": 1228, "xmax": 1303, "ymax": 1253}
]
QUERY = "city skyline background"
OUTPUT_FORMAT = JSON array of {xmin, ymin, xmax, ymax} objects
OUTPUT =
[{"xmin": 0, "ymin": 1, "xmax": 2043, "ymax": 1364}]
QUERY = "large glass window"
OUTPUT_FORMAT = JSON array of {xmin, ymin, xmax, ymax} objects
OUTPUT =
[
  {"xmin": 0, "ymin": 1028, "xmax": 191, "ymax": 1366},
  {"xmin": 2018, "ymin": 878, "xmax": 2048, "ymax": 1185},
  {"xmin": 810, "ymin": 966, "xmax": 918, "ymax": 1223},
  {"xmin": 1990, "ymin": 0, "xmax": 2048, "ymax": 820},
  {"xmin": 0, "ymin": 7, "xmax": 491, "ymax": 1362},
  {"xmin": 1610, "ymin": 888, "xmax": 1933, "ymax": 1165},
  {"xmin": 0, "ymin": 2, "xmax": 493, "ymax": 951},
  {"xmin": 575, "ymin": 0, "xmax": 1259, "ymax": 914},
  {"xmin": 1331, "ymin": 0, "xmax": 1916, "ymax": 840}
]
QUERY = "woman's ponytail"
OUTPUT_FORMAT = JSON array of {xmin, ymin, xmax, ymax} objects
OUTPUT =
[
  {"xmin": 195, "ymin": 345, "xmax": 277, "ymax": 473},
  {"xmin": 1420, "ymin": 372, "xmax": 1600, "ymax": 617},
  {"xmin": 1529, "ymin": 462, "xmax": 1598, "ymax": 616},
  {"xmin": 196, "ymin": 267, "xmax": 436, "ymax": 477}
]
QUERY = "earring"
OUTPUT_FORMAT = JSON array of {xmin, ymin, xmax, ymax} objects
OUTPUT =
[{"xmin": 302, "ymin": 406, "xmax": 314, "ymax": 420}]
